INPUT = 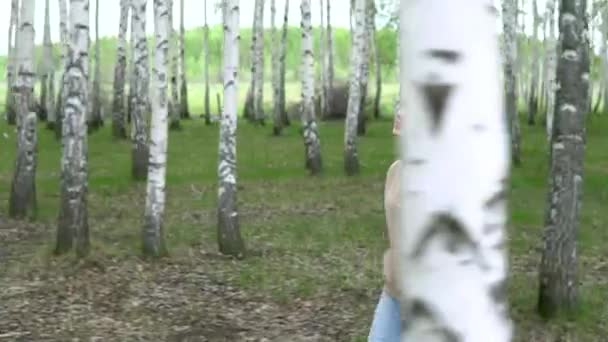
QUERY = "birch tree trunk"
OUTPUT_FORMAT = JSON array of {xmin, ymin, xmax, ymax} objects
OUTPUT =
[
  {"xmin": 601, "ymin": 6, "xmax": 608, "ymax": 114},
  {"xmin": 546, "ymin": 0, "xmax": 557, "ymax": 138},
  {"xmin": 244, "ymin": 1, "xmax": 259, "ymax": 122},
  {"xmin": 47, "ymin": 70, "xmax": 56, "ymax": 130},
  {"xmin": 504, "ymin": 0, "xmax": 522, "ymax": 166},
  {"xmin": 538, "ymin": 0, "xmax": 588, "ymax": 318},
  {"xmin": 271, "ymin": 0, "xmax": 282, "ymax": 135},
  {"xmin": 371, "ymin": 1, "xmax": 381, "ymax": 119},
  {"xmin": 9, "ymin": 0, "xmax": 37, "ymax": 220},
  {"xmin": 325, "ymin": 0, "xmax": 335, "ymax": 116},
  {"xmin": 111, "ymin": 0, "xmax": 130, "ymax": 138},
  {"xmin": 178, "ymin": 0, "xmax": 190, "ymax": 119},
  {"xmin": 168, "ymin": 0, "xmax": 181, "ymax": 129},
  {"xmin": 131, "ymin": 0, "xmax": 150, "ymax": 180},
  {"xmin": 5, "ymin": 0, "xmax": 19, "ymax": 125},
  {"xmin": 344, "ymin": 0, "xmax": 365, "ymax": 176},
  {"xmin": 56, "ymin": 0, "xmax": 90, "ymax": 257},
  {"xmin": 357, "ymin": 0, "xmax": 373, "ymax": 136},
  {"xmin": 55, "ymin": 0, "xmax": 69, "ymax": 138},
  {"xmin": 203, "ymin": 0, "xmax": 211, "ymax": 125},
  {"xmin": 90, "ymin": 0, "xmax": 103, "ymax": 130},
  {"xmin": 253, "ymin": 0, "xmax": 266, "ymax": 124},
  {"xmin": 278, "ymin": 0, "xmax": 290, "ymax": 126},
  {"xmin": 528, "ymin": 0, "xmax": 540, "ymax": 125},
  {"xmin": 318, "ymin": 0, "xmax": 327, "ymax": 119},
  {"xmin": 127, "ymin": 6, "xmax": 136, "ymax": 124},
  {"xmin": 39, "ymin": 0, "xmax": 52, "ymax": 122},
  {"xmin": 397, "ymin": 2, "xmax": 512, "ymax": 341},
  {"xmin": 42, "ymin": 0, "xmax": 54, "ymax": 127},
  {"xmin": 143, "ymin": 0, "xmax": 170, "ymax": 257},
  {"xmin": 300, "ymin": 0, "xmax": 322, "ymax": 175},
  {"xmin": 218, "ymin": 0, "xmax": 246, "ymax": 258}
]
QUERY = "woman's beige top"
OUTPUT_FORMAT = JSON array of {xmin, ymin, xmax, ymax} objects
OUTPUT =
[{"xmin": 383, "ymin": 160, "xmax": 401, "ymax": 298}]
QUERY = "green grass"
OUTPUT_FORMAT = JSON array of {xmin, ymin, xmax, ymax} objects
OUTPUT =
[{"xmin": 1, "ymin": 88, "xmax": 607, "ymax": 340}]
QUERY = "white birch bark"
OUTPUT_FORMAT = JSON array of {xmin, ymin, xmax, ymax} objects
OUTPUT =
[
  {"xmin": 300, "ymin": 0, "xmax": 322, "ymax": 174},
  {"xmin": 528, "ymin": 0, "xmax": 541, "ymax": 125},
  {"xmin": 356, "ymin": 0, "xmax": 373, "ymax": 135},
  {"xmin": 143, "ymin": 0, "xmax": 170, "ymax": 257},
  {"xmin": 111, "ymin": 0, "xmax": 130, "ymax": 138},
  {"xmin": 90, "ymin": 0, "xmax": 102, "ymax": 129},
  {"xmin": 545, "ymin": 0, "xmax": 557, "ymax": 138},
  {"xmin": 278, "ymin": 0, "xmax": 290, "ymax": 126},
  {"xmin": 55, "ymin": 0, "xmax": 69, "ymax": 137},
  {"xmin": 203, "ymin": 0, "xmax": 211, "ymax": 124},
  {"xmin": 56, "ymin": 0, "xmax": 90, "ymax": 257},
  {"xmin": 601, "ymin": 5, "xmax": 608, "ymax": 113},
  {"xmin": 131, "ymin": 0, "xmax": 150, "ymax": 180},
  {"xmin": 9, "ymin": 0, "xmax": 37, "ymax": 219},
  {"xmin": 325, "ymin": 0, "xmax": 334, "ymax": 115},
  {"xmin": 5, "ymin": 0, "xmax": 19, "ymax": 124},
  {"xmin": 504, "ymin": 0, "xmax": 522, "ymax": 165},
  {"xmin": 271, "ymin": 0, "xmax": 282, "ymax": 134},
  {"xmin": 397, "ymin": 1, "xmax": 512, "ymax": 341},
  {"xmin": 253, "ymin": 0, "xmax": 265, "ymax": 124},
  {"xmin": 318, "ymin": 0, "xmax": 326, "ymax": 118},
  {"xmin": 178, "ymin": 0, "xmax": 190, "ymax": 119},
  {"xmin": 218, "ymin": 0, "xmax": 245, "ymax": 258},
  {"xmin": 344, "ymin": 0, "xmax": 365, "ymax": 176}
]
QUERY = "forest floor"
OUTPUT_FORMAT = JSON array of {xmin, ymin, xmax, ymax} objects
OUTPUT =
[{"xmin": 1, "ymin": 112, "xmax": 608, "ymax": 341}]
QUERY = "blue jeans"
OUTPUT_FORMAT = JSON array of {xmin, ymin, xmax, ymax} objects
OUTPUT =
[{"xmin": 368, "ymin": 289, "xmax": 401, "ymax": 341}]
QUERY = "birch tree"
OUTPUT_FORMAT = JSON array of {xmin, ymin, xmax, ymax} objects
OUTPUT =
[
  {"xmin": 397, "ymin": 1, "xmax": 513, "ymax": 340},
  {"xmin": 56, "ymin": 0, "xmax": 90, "ymax": 257},
  {"xmin": 131, "ymin": 0, "xmax": 150, "ymax": 180},
  {"xmin": 504, "ymin": 0, "xmax": 522, "ymax": 165},
  {"xmin": 538, "ymin": 0, "xmax": 588, "ymax": 318},
  {"xmin": 178, "ymin": 0, "xmax": 190, "ymax": 119},
  {"xmin": 42, "ymin": 0, "xmax": 55, "ymax": 128},
  {"xmin": 318, "ymin": 0, "xmax": 327, "ymax": 119},
  {"xmin": 39, "ymin": 0, "xmax": 52, "ymax": 123},
  {"xmin": 271, "ymin": 0, "xmax": 282, "ymax": 135},
  {"xmin": 601, "ymin": 5, "xmax": 608, "ymax": 114},
  {"xmin": 9, "ymin": 0, "xmax": 37, "ymax": 219},
  {"xmin": 111, "ymin": 0, "xmax": 130, "ymax": 138},
  {"xmin": 55, "ymin": 0, "xmax": 69, "ymax": 138},
  {"xmin": 528, "ymin": 0, "xmax": 541, "ymax": 125},
  {"xmin": 344, "ymin": 0, "xmax": 365, "ymax": 176},
  {"xmin": 253, "ymin": 0, "xmax": 265, "ymax": 124},
  {"xmin": 545, "ymin": 0, "xmax": 557, "ymax": 137},
  {"xmin": 300, "ymin": 0, "xmax": 322, "ymax": 175},
  {"xmin": 143, "ymin": 0, "xmax": 170, "ymax": 257},
  {"xmin": 90, "ymin": 0, "xmax": 103, "ymax": 130},
  {"xmin": 371, "ymin": 0, "xmax": 381, "ymax": 119},
  {"xmin": 325, "ymin": 0, "xmax": 335, "ymax": 116},
  {"xmin": 5, "ymin": 0, "xmax": 19, "ymax": 125},
  {"xmin": 357, "ymin": 0, "xmax": 373, "ymax": 136},
  {"xmin": 278, "ymin": 0, "xmax": 290, "ymax": 126},
  {"xmin": 203, "ymin": 0, "xmax": 211, "ymax": 125},
  {"xmin": 218, "ymin": 0, "xmax": 246, "ymax": 258},
  {"xmin": 168, "ymin": 0, "xmax": 181, "ymax": 129}
]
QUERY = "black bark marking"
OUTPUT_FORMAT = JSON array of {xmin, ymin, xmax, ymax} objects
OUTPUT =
[
  {"xmin": 472, "ymin": 124, "xmax": 487, "ymax": 132},
  {"xmin": 483, "ymin": 223, "xmax": 502, "ymax": 234},
  {"xmin": 490, "ymin": 281, "xmax": 507, "ymax": 305},
  {"xmin": 426, "ymin": 49, "xmax": 461, "ymax": 63},
  {"xmin": 412, "ymin": 213, "xmax": 477, "ymax": 259},
  {"xmin": 484, "ymin": 189, "xmax": 506, "ymax": 209},
  {"xmin": 420, "ymin": 83, "xmax": 453, "ymax": 135},
  {"xmin": 406, "ymin": 158, "xmax": 427, "ymax": 166},
  {"xmin": 403, "ymin": 299, "xmax": 462, "ymax": 342}
]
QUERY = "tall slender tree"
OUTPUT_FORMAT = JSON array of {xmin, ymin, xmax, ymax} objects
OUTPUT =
[
  {"xmin": 528, "ymin": 0, "xmax": 541, "ymax": 125},
  {"xmin": 344, "ymin": 0, "xmax": 365, "ymax": 176},
  {"xmin": 325, "ymin": 0, "xmax": 335, "ymax": 116},
  {"xmin": 278, "ymin": 0, "xmax": 290, "ymax": 126},
  {"xmin": 168, "ymin": 0, "xmax": 181, "ymax": 129},
  {"xmin": 545, "ymin": 0, "xmax": 557, "ymax": 137},
  {"xmin": 397, "ymin": 2, "xmax": 513, "ymax": 341},
  {"xmin": 5, "ymin": 0, "xmax": 19, "ymax": 125},
  {"xmin": 371, "ymin": 0, "xmax": 381, "ymax": 119},
  {"xmin": 55, "ymin": 0, "xmax": 69, "ymax": 138},
  {"xmin": 90, "ymin": 0, "xmax": 103, "ymax": 130},
  {"xmin": 538, "ymin": 0, "xmax": 588, "ymax": 318},
  {"xmin": 253, "ymin": 0, "xmax": 265, "ymax": 124},
  {"xmin": 300, "ymin": 0, "xmax": 322, "ymax": 175},
  {"xmin": 178, "ymin": 0, "xmax": 190, "ymax": 119},
  {"xmin": 111, "ymin": 0, "xmax": 130, "ymax": 138},
  {"xmin": 271, "ymin": 0, "xmax": 282, "ymax": 135},
  {"xmin": 39, "ymin": 0, "xmax": 53, "ymax": 122},
  {"xmin": 218, "ymin": 0, "xmax": 246, "ymax": 258},
  {"xmin": 203, "ymin": 0, "xmax": 211, "ymax": 125},
  {"xmin": 601, "ymin": 5, "xmax": 608, "ymax": 114},
  {"xmin": 143, "ymin": 0, "xmax": 170, "ymax": 257},
  {"xmin": 357, "ymin": 0, "xmax": 373, "ymax": 136},
  {"xmin": 318, "ymin": 0, "xmax": 327, "ymax": 119},
  {"xmin": 244, "ymin": 0, "xmax": 260, "ymax": 122},
  {"xmin": 131, "ymin": 0, "xmax": 150, "ymax": 180},
  {"xmin": 9, "ymin": 0, "xmax": 37, "ymax": 219},
  {"xmin": 56, "ymin": 0, "xmax": 90, "ymax": 257},
  {"xmin": 504, "ymin": 0, "xmax": 522, "ymax": 165}
]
